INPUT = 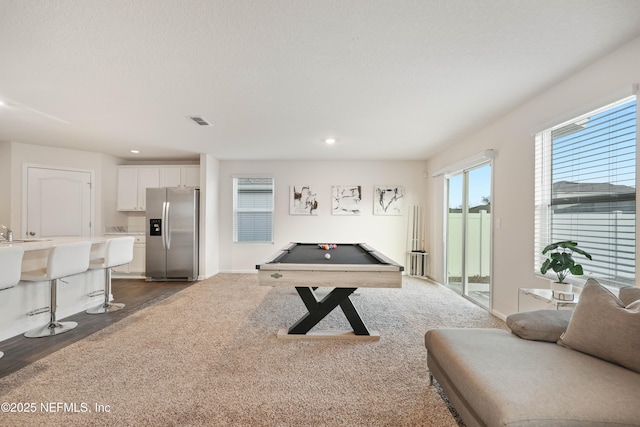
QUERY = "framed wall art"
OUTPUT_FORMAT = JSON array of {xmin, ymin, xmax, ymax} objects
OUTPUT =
[
  {"xmin": 290, "ymin": 186, "xmax": 318, "ymax": 215},
  {"xmin": 332, "ymin": 185, "xmax": 362, "ymax": 215},
  {"xmin": 373, "ymin": 185, "xmax": 404, "ymax": 215}
]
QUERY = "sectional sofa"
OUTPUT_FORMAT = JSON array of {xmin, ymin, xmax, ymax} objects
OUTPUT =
[{"xmin": 425, "ymin": 280, "xmax": 640, "ymax": 426}]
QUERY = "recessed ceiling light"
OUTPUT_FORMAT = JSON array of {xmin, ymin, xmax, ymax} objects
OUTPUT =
[
  {"xmin": 130, "ymin": 150, "xmax": 140, "ymax": 154},
  {"xmin": 0, "ymin": 100, "xmax": 5, "ymax": 106},
  {"xmin": 325, "ymin": 138, "xmax": 337, "ymax": 145}
]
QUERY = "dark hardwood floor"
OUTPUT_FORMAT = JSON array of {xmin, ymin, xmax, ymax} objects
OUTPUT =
[{"xmin": 0, "ymin": 279, "xmax": 195, "ymax": 379}]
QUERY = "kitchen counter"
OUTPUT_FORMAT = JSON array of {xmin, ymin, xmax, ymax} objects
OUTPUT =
[
  {"xmin": 0, "ymin": 236, "xmax": 108, "ymax": 250},
  {"xmin": 104, "ymin": 232, "xmax": 145, "ymax": 235},
  {"xmin": 0, "ymin": 236, "xmax": 113, "ymax": 341},
  {"xmin": 1, "ymin": 236, "xmax": 111, "ymax": 271}
]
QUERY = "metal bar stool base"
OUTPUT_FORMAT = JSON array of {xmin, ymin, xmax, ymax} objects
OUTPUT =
[
  {"xmin": 24, "ymin": 321, "xmax": 78, "ymax": 338},
  {"xmin": 86, "ymin": 302, "xmax": 125, "ymax": 314}
]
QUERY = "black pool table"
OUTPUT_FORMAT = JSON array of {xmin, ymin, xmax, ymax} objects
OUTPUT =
[{"xmin": 256, "ymin": 242, "xmax": 404, "ymax": 339}]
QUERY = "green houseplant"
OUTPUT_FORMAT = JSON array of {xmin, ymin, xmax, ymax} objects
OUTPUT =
[{"xmin": 540, "ymin": 240, "xmax": 592, "ymax": 284}]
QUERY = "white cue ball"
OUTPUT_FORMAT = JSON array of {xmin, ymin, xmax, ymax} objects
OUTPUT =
[{"xmin": 324, "ymin": 253, "xmax": 331, "ymax": 260}]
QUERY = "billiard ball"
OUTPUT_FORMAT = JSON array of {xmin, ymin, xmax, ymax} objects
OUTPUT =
[{"xmin": 324, "ymin": 253, "xmax": 331, "ymax": 260}]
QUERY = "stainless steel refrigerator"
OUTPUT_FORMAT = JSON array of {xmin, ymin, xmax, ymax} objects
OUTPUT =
[{"xmin": 146, "ymin": 187, "xmax": 199, "ymax": 281}]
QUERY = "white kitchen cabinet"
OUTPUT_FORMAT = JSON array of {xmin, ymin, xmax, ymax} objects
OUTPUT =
[
  {"xmin": 116, "ymin": 168, "xmax": 138, "ymax": 211},
  {"xmin": 111, "ymin": 235, "xmax": 145, "ymax": 277},
  {"xmin": 117, "ymin": 167, "xmax": 160, "ymax": 211},
  {"xmin": 137, "ymin": 168, "xmax": 159, "ymax": 210},
  {"xmin": 159, "ymin": 166, "xmax": 200, "ymax": 188},
  {"xmin": 131, "ymin": 237, "xmax": 146, "ymax": 274},
  {"xmin": 181, "ymin": 166, "xmax": 200, "ymax": 187},
  {"xmin": 159, "ymin": 167, "xmax": 182, "ymax": 187}
]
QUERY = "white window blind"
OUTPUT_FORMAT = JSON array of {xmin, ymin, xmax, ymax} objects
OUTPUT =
[
  {"xmin": 233, "ymin": 177, "xmax": 274, "ymax": 243},
  {"xmin": 534, "ymin": 96, "xmax": 637, "ymax": 287}
]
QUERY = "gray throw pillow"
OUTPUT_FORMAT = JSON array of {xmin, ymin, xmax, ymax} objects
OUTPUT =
[
  {"xmin": 619, "ymin": 286, "xmax": 640, "ymax": 306},
  {"xmin": 506, "ymin": 310, "xmax": 572, "ymax": 342},
  {"xmin": 558, "ymin": 279, "xmax": 640, "ymax": 374}
]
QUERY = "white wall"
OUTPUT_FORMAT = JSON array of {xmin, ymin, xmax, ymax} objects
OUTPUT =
[
  {"xmin": 218, "ymin": 160, "xmax": 428, "ymax": 272},
  {"xmin": 425, "ymin": 35, "xmax": 640, "ymax": 318},
  {"xmin": 200, "ymin": 153, "xmax": 220, "ymax": 278}
]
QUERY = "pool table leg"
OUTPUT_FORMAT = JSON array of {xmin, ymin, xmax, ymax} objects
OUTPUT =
[
  {"xmin": 339, "ymin": 295, "xmax": 369, "ymax": 335},
  {"xmin": 289, "ymin": 287, "xmax": 370, "ymax": 335}
]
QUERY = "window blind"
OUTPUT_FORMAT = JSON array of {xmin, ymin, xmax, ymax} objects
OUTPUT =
[
  {"xmin": 534, "ymin": 96, "xmax": 637, "ymax": 287},
  {"xmin": 233, "ymin": 177, "xmax": 274, "ymax": 243}
]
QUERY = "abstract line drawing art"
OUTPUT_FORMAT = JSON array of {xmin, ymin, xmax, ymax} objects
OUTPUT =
[
  {"xmin": 290, "ymin": 186, "xmax": 318, "ymax": 215},
  {"xmin": 332, "ymin": 185, "xmax": 361, "ymax": 215},
  {"xmin": 374, "ymin": 185, "xmax": 405, "ymax": 215}
]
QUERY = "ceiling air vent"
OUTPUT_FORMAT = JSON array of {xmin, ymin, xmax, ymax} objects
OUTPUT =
[{"xmin": 189, "ymin": 116, "xmax": 212, "ymax": 126}]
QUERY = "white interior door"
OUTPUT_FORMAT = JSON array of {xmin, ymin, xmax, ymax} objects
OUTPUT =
[{"xmin": 25, "ymin": 167, "xmax": 93, "ymax": 238}]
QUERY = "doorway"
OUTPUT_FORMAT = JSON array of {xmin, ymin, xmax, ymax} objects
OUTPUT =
[
  {"xmin": 24, "ymin": 166, "xmax": 94, "ymax": 238},
  {"xmin": 445, "ymin": 162, "xmax": 492, "ymax": 309}
]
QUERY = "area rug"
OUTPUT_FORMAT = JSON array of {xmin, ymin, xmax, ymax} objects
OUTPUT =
[{"xmin": 0, "ymin": 274, "xmax": 505, "ymax": 426}]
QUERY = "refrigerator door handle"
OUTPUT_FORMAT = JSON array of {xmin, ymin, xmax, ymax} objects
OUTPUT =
[
  {"xmin": 165, "ymin": 201, "xmax": 171, "ymax": 250},
  {"xmin": 161, "ymin": 201, "xmax": 168, "ymax": 250}
]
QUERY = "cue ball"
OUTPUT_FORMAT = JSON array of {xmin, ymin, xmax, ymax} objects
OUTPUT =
[{"xmin": 324, "ymin": 253, "xmax": 331, "ymax": 260}]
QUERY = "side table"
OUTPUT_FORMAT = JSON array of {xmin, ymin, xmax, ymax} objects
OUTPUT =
[{"xmin": 518, "ymin": 288, "xmax": 579, "ymax": 312}]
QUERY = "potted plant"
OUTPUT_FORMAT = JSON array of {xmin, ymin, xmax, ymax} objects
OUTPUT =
[{"xmin": 540, "ymin": 241, "xmax": 592, "ymax": 295}]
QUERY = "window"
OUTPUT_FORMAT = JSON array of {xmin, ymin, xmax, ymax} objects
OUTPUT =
[
  {"xmin": 534, "ymin": 96, "xmax": 637, "ymax": 287},
  {"xmin": 233, "ymin": 177, "xmax": 274, "ymax": 243}
]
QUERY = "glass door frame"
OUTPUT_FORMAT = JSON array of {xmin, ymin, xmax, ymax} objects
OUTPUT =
[{"xmin": 444, "ymin": 160, "xmax": 493, "ymax": 310}]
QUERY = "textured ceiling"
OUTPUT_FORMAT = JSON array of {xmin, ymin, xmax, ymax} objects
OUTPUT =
[{"xmin": 1, "ymin": 0, "xmax": 640, "ymax": 161}]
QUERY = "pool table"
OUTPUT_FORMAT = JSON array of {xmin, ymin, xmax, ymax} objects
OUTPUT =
[{"xmin": 256, "ymin": 242, "xmax": 403, "ymax": 339}]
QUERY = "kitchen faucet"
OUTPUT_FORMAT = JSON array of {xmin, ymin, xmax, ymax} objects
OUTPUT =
[{"xmin": 0, "ymin": 225, "xmax": 13, "ymax": 242}]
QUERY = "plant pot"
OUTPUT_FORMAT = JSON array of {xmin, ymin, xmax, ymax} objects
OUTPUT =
[{"xmin": 550, "ymin": 281, "xmax": 573, "ymax": 294}]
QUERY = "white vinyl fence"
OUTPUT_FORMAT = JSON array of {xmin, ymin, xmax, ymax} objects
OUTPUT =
[{"xmin": 447, "ymin": 210, "xmax": 491, "ymax": 282}]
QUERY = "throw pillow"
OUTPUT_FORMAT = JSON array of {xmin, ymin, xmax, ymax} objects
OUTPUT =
[
  {"xmin": 506, "ymin": 310, "xmax": 572, "ymax": 342},
  {"xmin": 619, "ymin": 286, "xmax": 640, "ymax": 306},
  {"xmin": 558, "ymin": 279, "xmax": 640, "ymax": 373}
]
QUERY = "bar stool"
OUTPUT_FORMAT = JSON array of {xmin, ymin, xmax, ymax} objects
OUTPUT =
[
  {"xmin": 22, "ymin": 241, "xmax": 92, "ymax": 338},
  {"xmin": 0, "ymin": 246, "xmax": 25, "ymax": 358},
  {"xmin": 86, "ymin": 236, "xmax": 134, "ymax": 314}
]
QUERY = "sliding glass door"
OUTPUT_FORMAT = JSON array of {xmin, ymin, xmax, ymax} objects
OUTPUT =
[{"xmin": 446, "ymin": 163, "xmax": 492, "ymax": 309}]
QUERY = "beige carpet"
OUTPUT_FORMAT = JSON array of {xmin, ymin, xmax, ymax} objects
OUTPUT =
[{"xmin": 0, "ymin": 274, "xmax": 505, "ymax": 426}]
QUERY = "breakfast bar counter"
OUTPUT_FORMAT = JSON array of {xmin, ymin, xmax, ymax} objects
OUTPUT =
[{"xmin": 0, "ymin": 237, "xmax": 111, "ymax": 341}]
